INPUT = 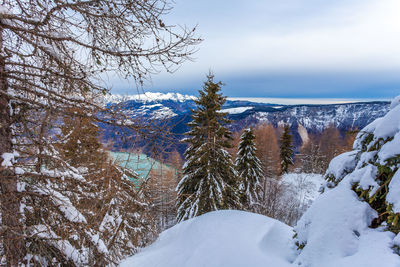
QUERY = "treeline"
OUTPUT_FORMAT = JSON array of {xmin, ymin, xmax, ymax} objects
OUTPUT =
[{"xmin": 231, "ymin": 124, "xmax": 357, "ymax": 176}]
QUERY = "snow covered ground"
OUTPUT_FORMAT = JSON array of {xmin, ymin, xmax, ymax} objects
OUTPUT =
[{"xmin": 120, "ymin": 210, "xmax": 296, "ymax": 267}]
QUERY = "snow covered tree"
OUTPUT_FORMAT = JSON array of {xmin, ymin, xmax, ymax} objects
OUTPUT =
[
  {"xmin": 6, "ymin": 107, "xmax": 155, "ymax": 266},
  {"xmin": 293, "ymin": 96, "xmax": 400, "ymax": 266},
  {"xmin": 0, "ymin": 0, "xmax": 199, "ymax": 265},
  {"xmin": 56, "ymin": 110, "xmax": 156, "ymax": 264},
  {"xmin": 11, "ymin": 110, "xmax": 111, "ymax": 266},
  {"xmin": 235, "ymin": 128, "xmax": 263, "ymax": 211},
  {"xmin": 279, "ymin": 124, "xmax": 294, "ymax": 174},
  {"xmin": 176, "ymin": 74, "xmax": 241, "ymax": 222}
]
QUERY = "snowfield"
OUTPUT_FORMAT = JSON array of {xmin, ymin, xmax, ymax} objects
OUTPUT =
[{"xmin": 120, "ymin": 210, "xmax": 296, "ymax": 267}]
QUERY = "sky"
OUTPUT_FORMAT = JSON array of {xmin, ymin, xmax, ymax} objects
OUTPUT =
[{"xmin": 111, "ymin": 0, "xmax": 400, "ymax": 99}]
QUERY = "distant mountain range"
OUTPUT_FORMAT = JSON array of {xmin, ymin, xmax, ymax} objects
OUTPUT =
[{"xmin": 102, "ymin": 93, "xmax": 391, "ymax": 154}]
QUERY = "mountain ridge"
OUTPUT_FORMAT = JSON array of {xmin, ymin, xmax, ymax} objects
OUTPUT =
[{"xmin": 102, "ymin": 93, "xmax": 391, "ymax": 154}]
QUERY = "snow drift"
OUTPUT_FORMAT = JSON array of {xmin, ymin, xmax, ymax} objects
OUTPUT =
[{"xmin": 120, "ymin": 210, "xmax": 295, "ymax": 267}]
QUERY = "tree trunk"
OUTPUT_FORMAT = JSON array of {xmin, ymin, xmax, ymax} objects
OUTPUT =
[{"xmin": 0, "ymin": 24, "xmax": 25, "ymax": 266}]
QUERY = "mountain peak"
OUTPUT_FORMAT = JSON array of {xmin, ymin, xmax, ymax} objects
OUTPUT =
[{"xmin": 105, "ymin": 92, "xmax": 196, "ymax": 103}]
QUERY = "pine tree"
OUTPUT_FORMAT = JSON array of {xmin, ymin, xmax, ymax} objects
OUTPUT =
[
  {"xmin": 235, "ymin": 128, "xmax": 263, "ymax": 211},
  {"xmin": 279, "ymin": 124, "xmax": 294, "ymax": 174},
  {"xmin": 176, "ymin": 74, "xmax": 240, "ymax": 222}
]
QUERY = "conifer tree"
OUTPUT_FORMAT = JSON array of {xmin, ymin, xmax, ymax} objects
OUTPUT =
[
  {"xmin": 279, "ymin": 124, "xmax": 294, "ymax": 174},
  {"xmin": 176, "ymin": 74, "xmax": 240, "ymax": 222},
  {"xmin": 235, "ymin": 128, "xmax": 263, "ymax": 211}
]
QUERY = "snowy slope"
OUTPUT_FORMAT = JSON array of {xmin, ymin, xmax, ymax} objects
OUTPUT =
[{"xmin": 120, "ymin": 210, "xmax": 295, "ymax": 267}]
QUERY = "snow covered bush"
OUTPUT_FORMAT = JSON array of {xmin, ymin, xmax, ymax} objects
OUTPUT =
[
  {"xmin": 293, "ymin": 96, "xmax": 400, "ymax": 266},
  {"xmin": 260, "ymin": 173, "xmax": 323, "ymax": 226}
]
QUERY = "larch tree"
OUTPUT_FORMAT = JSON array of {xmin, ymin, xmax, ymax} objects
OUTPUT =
[
  {"xmin": 279, "ymin": 124, "xmax": 294, "ymax": 175},
  {"xmin": 318, "ymin": 125, "xmax": 343, "ymax": 172},
  {"xmin": 176, "ymin": 74, "xmax": 240, "ymax": 222},
  {"xmin": 235, "ymin": 128, "xmax": 263, "ymax": 212},
  {"xmin": 254, "ymin": 124, "xmax": 281, "ymax": 178},
  {"xmin": 55, "ymin": 109, "xmax": 155, "ymax": 265},
  {"xmin": 253, "ymin": 124, "xmax": 283, "ymax": 217},
  {"xmin": 0, "ymin": 0, "xmax": 199, "ymax": 265}
]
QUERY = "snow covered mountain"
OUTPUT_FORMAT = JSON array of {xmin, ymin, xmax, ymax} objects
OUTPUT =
[{"xmin": 103, "ymin": 93, "xmax": 390, "ymax": 151}]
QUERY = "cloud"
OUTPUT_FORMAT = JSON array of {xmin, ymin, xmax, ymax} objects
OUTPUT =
[
  {"xmin": 111, "ymin": 0, "xmax": 400, "ymax": 98},
  {"xmin": 180, "ymin": 0, "xmax": 400, "ymax": 73}
]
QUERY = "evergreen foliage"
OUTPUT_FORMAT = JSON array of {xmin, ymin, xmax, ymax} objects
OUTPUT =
[
  {"xmin": 176, "ymin": 74, "xmax": 240, "ymax": 222},
  {"xmin": 279, "ymin": 124, "xmax": 294, "ymax": 174},
  {"xmin": 235, "ymin": 128, "xmax": 263, "ymax": 211}
]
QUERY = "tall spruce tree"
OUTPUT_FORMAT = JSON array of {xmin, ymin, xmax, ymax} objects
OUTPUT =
[
  {"xmin": 176, "ymin": 74, "xmax": 240, "ymax": 222},
  {"xmin": 279, "ymin": 124, "xmax": 294, "ymax": 174},
  {"xmin": 235, "ymin": 128, "xmax": 263, "ymax": 211}
]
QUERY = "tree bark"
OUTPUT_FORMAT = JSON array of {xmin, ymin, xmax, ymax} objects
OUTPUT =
[{"xmin": 0, "ymin": 24, "xmax": 25, "ymax": 266}]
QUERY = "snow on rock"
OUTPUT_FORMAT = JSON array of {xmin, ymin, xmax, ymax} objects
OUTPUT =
[{"xmin": 120, "ymin": 210, "xmax": 295, "ymax": 267}]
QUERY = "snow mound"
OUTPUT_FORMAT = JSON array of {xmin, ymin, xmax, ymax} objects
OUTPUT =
[
  {"xmin": 120, "ymin": 210, "xmax": 295, "ymax": 267},
  {"xmin": 293, "ymin": 174, "xmax": 398, "ymax": 267}
]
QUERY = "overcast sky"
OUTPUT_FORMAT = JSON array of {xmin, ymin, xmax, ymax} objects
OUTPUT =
[{"xmin": 112, "ymin": 0, "xmax": 400, "ymax": 99}]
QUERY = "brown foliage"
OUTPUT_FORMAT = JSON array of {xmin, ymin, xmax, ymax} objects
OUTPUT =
[{"xmin": 254, "ymin": 124, "xmax": 281, "ymax": 178}]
